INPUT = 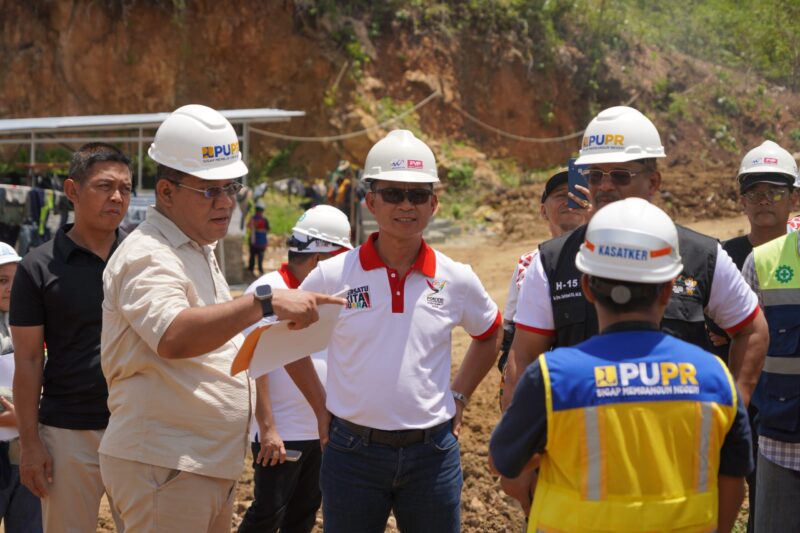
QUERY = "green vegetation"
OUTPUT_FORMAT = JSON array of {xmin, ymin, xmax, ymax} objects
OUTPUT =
[{"xmin": 258, "ymin": 190, "xmax": 305, "ymax": 236}]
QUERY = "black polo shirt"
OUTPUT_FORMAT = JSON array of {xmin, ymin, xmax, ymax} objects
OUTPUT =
[{"xmin": 9, "ymin": 225, "xmax": 124, "ymax": 430}]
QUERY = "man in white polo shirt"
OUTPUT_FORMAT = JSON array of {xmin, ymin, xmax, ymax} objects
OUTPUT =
[
  {"xmin": 292, "ymin": 129, "xmax": 501, "ymax": 533},
  {"xmin": 238, "ymin": 205, "xmax": 352, "ymax": 533}
]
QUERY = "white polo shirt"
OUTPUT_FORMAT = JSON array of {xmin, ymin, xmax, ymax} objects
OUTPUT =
[
  {"xmin": 244, "ymin": 264, "xmax": 327, "ymax": 442},
  {"xmin": 515, "ymin": 243, "xmax": 759, "ymax": 336},
  {"xmin": 503, "ymin": 249, "xmax": 537, "ymax": 323},
  {"xmin": 300, "ymin": 233, "xmax": 500, "ymax": 430}
]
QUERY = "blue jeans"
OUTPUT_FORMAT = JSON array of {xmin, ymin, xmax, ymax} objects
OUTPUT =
[
  {"xmin": 0, "ymin": 464, "xmax": 42, "ymax": 533},
  {"xmin": 754, "ymin": 452, "xmax": 800, "ymax": 533},
  {"xmin": 321, "ymin": 417, "xmax": 462, "ymax": 533},
  {"xmin": 238, "ymin": 440, "xmax": 322, "ymax": 533}
]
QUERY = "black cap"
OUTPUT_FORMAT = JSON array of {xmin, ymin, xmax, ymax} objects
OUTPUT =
[
  {"xmin": 541, "ymin": 170, "xmax": 569, "ymax": 203},
  {"xmin": 739, "ymin": 172, "xmax": 794, "ymax": 194}
]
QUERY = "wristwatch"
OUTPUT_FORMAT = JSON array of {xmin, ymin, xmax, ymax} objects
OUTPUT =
[
  {"xmin": 254, "ymin": 284, "xmax": 274, "ymax": 318},
  {"xmin": 452, "ymin": 390, "xmax": 469, "ymax": 407}
]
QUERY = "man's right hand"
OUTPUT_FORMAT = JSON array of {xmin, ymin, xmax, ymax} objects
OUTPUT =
[
  {"xmin": 20, "ymin": 438, "xmax": 53, "ymax": 498},
  {"xmin": 271, "ymin": 289, "xmax": 347, "ymax": 330}
]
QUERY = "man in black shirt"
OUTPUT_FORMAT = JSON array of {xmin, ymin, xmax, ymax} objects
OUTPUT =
[{"xmin": 10, "ymin": 143, "xmax": 131, "ymax": 532}]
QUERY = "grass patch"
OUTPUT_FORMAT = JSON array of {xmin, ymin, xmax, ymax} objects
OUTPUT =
[{"xmin": 257, "ymin": 190, "xmax": 305, "ymax": 236}]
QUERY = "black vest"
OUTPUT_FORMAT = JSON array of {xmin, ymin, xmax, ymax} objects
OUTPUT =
[{"xmin": 539, "ymin": 224, "xmax": 717, "ymax": 349}]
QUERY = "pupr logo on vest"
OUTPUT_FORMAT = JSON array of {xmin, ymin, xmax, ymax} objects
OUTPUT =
[
  {"xmin": 345, "ymin": 285, "xmax": 372, "ymax": 309},
  {"xmin": 201, "ymin": 142, "xmax": 239, "ymax": 163},
  {"xmin": 426, "ymin": 279, "xmax": 447, "ymax": 308},
  {"xmin": 593, "ymin": 362, "xmax": 700, "ymax": 398},
  {"xmin": 672, "ymin": 275, "xmax": 698, "ymax": 296}
]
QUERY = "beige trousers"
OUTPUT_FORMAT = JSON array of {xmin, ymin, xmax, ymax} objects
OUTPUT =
[
  {"xmin": 37, "ymin": 424, "xmax": 123, "ymax": 533},
  {"xmin": 99, "ymin": 454, "xmax": 235, "ymax": 533}
]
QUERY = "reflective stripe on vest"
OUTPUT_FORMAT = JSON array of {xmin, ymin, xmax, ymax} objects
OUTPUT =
[
  {"xmin": 529, "ymin": 332, "xmax": 737, "ymax": 533},
  {"xmin": 752, "ymin": 232, "xmax": 800, "ymax": 441}
]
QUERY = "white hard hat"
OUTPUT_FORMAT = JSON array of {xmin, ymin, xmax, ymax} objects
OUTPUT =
[
  {"xmin": 362, "ymin": 130, "xmax": 439, "ymax": 183},
  {"xmin": 289, "ymin": 205, "xmax": 353, "ymax": 253},
  {"xmin": 148, "ymin": 104, "xmax": 248, "ymax": 181},
  {"xmin": 255, "ymin": 201, "xmax": 265, "ymax": 210},
  {"xmin": 0, "ymin": 242, "xmax": 21, "ymax": 266},
  {"xmin": 576, "ymin": 106, "xmax": 666, "ymax": 165},
  {"xmin": 576, "ymin": 198, "xmax": 682, "ymax": 284},
  {"xmin": 737, "ymin": 140, "xmax": 799, "ymax": 191}
]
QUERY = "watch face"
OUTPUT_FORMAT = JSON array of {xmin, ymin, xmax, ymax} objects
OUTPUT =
[{"xmin": 255, "ymin": 284, "xmax": 272, "ymax": 299}]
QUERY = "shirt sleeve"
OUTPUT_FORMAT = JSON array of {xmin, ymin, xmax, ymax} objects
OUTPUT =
[
  {"xmin": 706, "ymin": 244, "xmax": 760, "ymax": 333},
  {"xmin": 503, "ymin": 264, "xmax": 521, "ymax": 323},
  {"xmin": 718, "ymin": 388, "xmax": 754, "ymax": 477},
  {"xmin": 113, "ymin": 253, "xmax": 191, "ymax": 355},
  {"xmin": 8, "ymin": 262, "xmax": 45, "ymax": 327},
  {"xmin": 513, "ymin": 252, "xmax": 555, "ymax": 334},
  {"xmin": 490, "ymin": 359, "xmax": 548, "ymax": 478},
  {"xmin": 298, "ymin": 263, "xmax": 326, "ymax": 293},
  {"xmin": 459, "ymin": 266, "xmax": 501, "ymax": 339}
]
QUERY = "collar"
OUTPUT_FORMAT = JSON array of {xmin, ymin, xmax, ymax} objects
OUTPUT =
[
  {"xmin": 358, "ymin": 232, "xmax": 436, "ymax": 277},
  {"xmin": 277, "ymin": 263, "xmax": 301, "ymax": 289},
  {"xmin": 54, "ymin": 224, "xmax": 124, "ymax": 261},
  {"xmin": 600, "ymin": 321, "xmax": 660, "ymax": 335},
  {"xmin": 145, "ymin": 206, "xmax": 200, "ymax": 250}
]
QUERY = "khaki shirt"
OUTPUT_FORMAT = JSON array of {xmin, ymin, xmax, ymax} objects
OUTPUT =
[{"xmin": 100, "ymin": 207, "xmax": 250, "ymax": 480}]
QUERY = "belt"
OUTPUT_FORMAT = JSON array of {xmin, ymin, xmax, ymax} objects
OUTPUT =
[{"xmin": 336, "ymin": 417, "xmax": 451, "ymax": 448}]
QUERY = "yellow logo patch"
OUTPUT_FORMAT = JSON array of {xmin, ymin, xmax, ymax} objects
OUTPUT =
[{"xmin": 595, "ymin": 366, "xmax": 618, "ymax": 387}]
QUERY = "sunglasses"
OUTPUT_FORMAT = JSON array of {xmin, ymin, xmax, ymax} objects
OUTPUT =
[
  {"xmin": 169, "ymin": 180, "xmax": 243, "ymax": 199},
  {"xmin": 373, "ymin": 187, "xmax": 434, "ymax": 205},
  {"xmin": 742, "ymin": 188, "xmax": 790, "ymax": 204},
  {"xmin": 586, "ymin": 169, "xmax": 645, "ymax": 187}
]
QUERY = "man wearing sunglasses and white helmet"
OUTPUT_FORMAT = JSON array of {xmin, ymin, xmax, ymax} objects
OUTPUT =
[
  {"xmin": 491, "ymin": 198, "xmax": 753, "ymax": 533},
  {"xmin": 502, "ymin": 106, "xmax": 768, "ymax": 512},
  {"xmin": 99, "ymin": 105, "xmax": 344, "ymax": 532},
  {"xmin": 290, "ymin": 129, "xmax": 501, "ymax": 532}
]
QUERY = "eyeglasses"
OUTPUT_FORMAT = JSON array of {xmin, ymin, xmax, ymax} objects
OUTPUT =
[
  {"xmin": 586, "ymin": 169, "xmax": 644, "ymax": 187},
  {"xmin": 742, "ymin": 188, "xmax": 791, "ymax": 204},
  {"xmin": 373, "ymin": 187, "xmax": 434, "ymax": 205},
  {"xmin": 169, "ymin": 180, "xmax": 243, "ymax": 199}
]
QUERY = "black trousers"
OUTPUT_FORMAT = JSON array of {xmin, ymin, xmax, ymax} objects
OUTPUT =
[
  {"xmin": 238, "ymin": 440, "xmax": 322, "ymax": 533},
  {"xmin": 248, "ymin": 246, "xmax": 265, "ymax": 274}
]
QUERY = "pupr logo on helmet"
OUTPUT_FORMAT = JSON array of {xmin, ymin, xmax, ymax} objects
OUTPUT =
[
  {"xmin": 582, "ymin": 134, "xmax": 625, "ymax": 149},
  {"xmin": 202, "ymin": 142, "xmax": 240, "ymax": 163}
]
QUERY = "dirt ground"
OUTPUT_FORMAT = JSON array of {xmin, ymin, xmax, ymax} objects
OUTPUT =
[{"xmin": 91, "ymin": 213, "xmax": 751, "ymax": 533}]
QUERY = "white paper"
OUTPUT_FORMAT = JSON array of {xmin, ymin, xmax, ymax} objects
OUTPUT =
[
  {"xmin": 0, "ymin": 353, "xmax": 18, "ymax": 442},
  {"xmin": 246, "ymin": 303, "xmax": 342, "ymax": 379}
]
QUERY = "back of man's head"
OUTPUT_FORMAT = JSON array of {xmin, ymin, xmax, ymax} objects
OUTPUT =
[{"xmin": 575, "ymin": 198, "xmax": 683, "ymax": 315}]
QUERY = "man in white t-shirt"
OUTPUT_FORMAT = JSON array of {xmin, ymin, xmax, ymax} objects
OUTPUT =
[
  {"xmin": 289, "ymin": 130, "xmax": 501, "ymax": 533},
  {"xmin": 237, "ymin": 206, "xmax": 352, "ymax": 533}
]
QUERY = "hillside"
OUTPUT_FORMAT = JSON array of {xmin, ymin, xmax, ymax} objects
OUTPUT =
[{"xmin": 2, "ymin": 0, "xmax": 799, "ymax": 235}]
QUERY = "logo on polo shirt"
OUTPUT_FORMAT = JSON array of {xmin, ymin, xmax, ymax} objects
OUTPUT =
[
  {"xmin": 345, "ymin": 285, "xmax": 372, "ymax": 309},
  {"xmin": 426, "ymin": 279, "xmax": 447, "ymax": 308}
]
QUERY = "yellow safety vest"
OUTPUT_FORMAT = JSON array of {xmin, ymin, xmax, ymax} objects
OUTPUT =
[{"xmin": 529, "ymin": 331, "xmax": 738, "ymax": 532}]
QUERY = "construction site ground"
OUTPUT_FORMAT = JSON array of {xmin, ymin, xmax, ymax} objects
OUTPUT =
[{"xmin": 89, "ymin": 213, "xmax": 751, "ymax": 533}]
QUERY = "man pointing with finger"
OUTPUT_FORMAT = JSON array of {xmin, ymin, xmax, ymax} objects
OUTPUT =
[{"xmin": 98, "ymin": 105, "xmax": 343, "ymax": 533}]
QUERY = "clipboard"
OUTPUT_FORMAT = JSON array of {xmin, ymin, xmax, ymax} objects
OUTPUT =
[{"xmin": 230, "ymin": 302, "xmax": 343, "ymax": 378}]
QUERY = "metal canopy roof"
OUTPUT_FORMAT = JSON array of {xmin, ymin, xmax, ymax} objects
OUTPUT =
[{"xmin": 0, "ymin": 108, "xmax": 305, "ymax": 134}]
